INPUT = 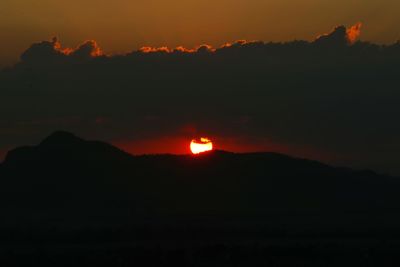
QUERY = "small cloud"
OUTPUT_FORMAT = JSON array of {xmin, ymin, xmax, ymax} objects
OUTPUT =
[
  {"xmin": 314, "ymin": 23, "xmax": 362, "ymax": 46},
  {"xmin": 20, "ymin": 37, "xmax": 66, "ymax": 63},
  {"xmin": 20, "ymin": 37, "xmax": 103, "ymax": 65},
  {"xmin": 196, "ymin": 44, "xmax": 215, "ymax": 53},
  {"xmin": 139, "ymin": 46, "xmax": 170, "ymax": 53},
  {"xmin": 173, "ymin": 46, "xmax": 196, "ymax": 53},
  {"xmin": 71, "ymin": 40, "xmax": 103, "ymax": 59},
  {"xmin": 346, "ymin": 22, "xmax": 362, "ymax": 44},
  {"xmin": 139, "ymin": 44, "xmax": 215, "ymax": 54},
  {"xmin": 220, "ymin": 40, "xmax": 260, "ymax": 49}
]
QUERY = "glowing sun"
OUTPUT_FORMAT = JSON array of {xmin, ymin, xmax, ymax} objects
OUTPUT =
[{"xmin": 190, "ymin": 138, "xmax": 213, "ymax": 154}]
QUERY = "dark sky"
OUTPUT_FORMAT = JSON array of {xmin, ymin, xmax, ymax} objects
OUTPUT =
[{"xmin": 1, "ymin": 24, "xmax": 400, "ymax": 175}]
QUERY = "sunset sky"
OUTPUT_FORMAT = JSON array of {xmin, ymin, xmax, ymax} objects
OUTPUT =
[
  {"xmin": 1, "ymin": 0, "xmax": 400, "ymax": 67},
  {"xmin": 1, "ymin": 0, "xmax": 400, "ymax": 176}
]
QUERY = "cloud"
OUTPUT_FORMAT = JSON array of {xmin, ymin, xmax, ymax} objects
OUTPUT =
[
  {"xmin": 346, "ymin": 22, "xmax": 362, "ymax": 44},
  {"xmin": 20, "ymin": 37, "xmax": 103, "ymax": 65},
  {"xmin": 220, "ymin": 39, "xmax": 262, "ymax": 49},
  {"xmin": 139, "ymin": 46, "xmax": 171, "ymax": 53},
  {"xmin": 20, "ymin": 37, "xmax": 67, "ymax": 64},
  {"xmin": 314, "ymin": 23, "xmax": 362, "ymax": 46},
  {"xmin": 18, "ymin": 23, "xmax": 366, "ymax": 68},
  {"xmin": 70, "ymin": 40, "xmax": 103, "ymax": 58},
  {"xmin": 138, "ymin": 44, "xmax": 216, "ymax": 54},
  {"xmin": 18, "ymin": 23, "xmax": 364, "ymax": 66},
  {"xmin": 2, "ymin": 24, "xmax": 400, "ymax": 175}
]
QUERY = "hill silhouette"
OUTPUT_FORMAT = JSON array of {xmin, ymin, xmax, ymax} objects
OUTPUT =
[
  {"xmin": 1, "ymin": 131, "xmax": 399, "ymax": 229},
  {"xmin": 3, "ymin": 131, "xmax": 400, "ymax": 266}
]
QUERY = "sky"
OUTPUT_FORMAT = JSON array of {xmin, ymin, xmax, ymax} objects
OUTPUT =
[
  {"xmin": 1, "ymin": 0, "xmax": 400, "ymax": 68},
  {"xmin": 1, "ymin": 0, "xmax": 400, "ymax": 175}
]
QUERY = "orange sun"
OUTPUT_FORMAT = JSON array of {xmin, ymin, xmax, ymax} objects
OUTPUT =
[{"xmin": 190, "ymin": 137, "xmax": 213, "ymax": 154}]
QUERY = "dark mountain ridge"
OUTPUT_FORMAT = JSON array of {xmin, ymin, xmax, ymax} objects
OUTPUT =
[{"xmin": 0, "ymin": 131, "xmax": 399, "ymax": 235}]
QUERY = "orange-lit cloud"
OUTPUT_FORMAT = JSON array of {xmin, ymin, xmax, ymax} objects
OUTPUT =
[
  {"xmin": 52, "ymin": 37, "xmax": 103, "ymax": 57},
  {"xmin": 139, "ymin": 44, "xmax": 216, "ymax": 54},
  {"xmin": 137, "ymin": 41, "xmax": 267, "ymax": 55},
  {"xmin": 314, "ymin": 23, "xmax": 362, "ymax": 46},
  {"xmin": 221, "ymin": 39, "xmax": 260, "ymax": 48},
  {"xmin": 22, "ymin": 23, "xmax": 364, "ymax": 64},
  {"xmin": 21, "ymin": 37, "xmax": 103, "ymax": 63},
  {"xmin": 139, "ymin": 46, "xmax": 170, "ymax": 53},
  {"xmin": 346, "ymin": 22, "xmax": 362, "ymax": 44},
  {"xmin": 75, "ymin": 40, "xmax": 103, "ymax": 57},
  {"xmin": 52, "ymin": 37, "xmax": 73, "ymax": 55},
  {"xmin": 196, "ymin": 44, "xmax": 215, "ymax": 53},
  {"xmin": 173, "ymin": 46, "xmax": 195, "ymax": 53}
]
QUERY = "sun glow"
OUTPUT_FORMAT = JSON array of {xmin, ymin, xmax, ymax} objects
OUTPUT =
[{"xmin": 190, "ymin": 138, "xmax": 213, "ymax": 154}]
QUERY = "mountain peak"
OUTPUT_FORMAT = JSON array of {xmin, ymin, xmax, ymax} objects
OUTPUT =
[
  {"xmin": 3, "ymin": 131, "xmax": 133, "ymax": 167},
  {"xmin": 39, "ymin": 131, "xmax": 84, "ymax": 147}
]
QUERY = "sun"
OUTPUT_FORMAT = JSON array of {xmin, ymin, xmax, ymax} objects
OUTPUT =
[{"xmin": 190, "ymin": 137, "xmax": 213, "ymax": 154}]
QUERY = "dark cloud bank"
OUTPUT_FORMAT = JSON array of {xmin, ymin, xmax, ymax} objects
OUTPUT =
[{"xmin": 1, "ymin": 24, "xmax": 400, "ymax": 174}]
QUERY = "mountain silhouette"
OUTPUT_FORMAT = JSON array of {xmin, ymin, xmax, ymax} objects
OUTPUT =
[
  {"xmin": 4, "ymin": 131, "xmax": 400, "ymax": 266},
  {"xmin": 1, "ymin": 131, "xmax": 400, "ymax": 234}
]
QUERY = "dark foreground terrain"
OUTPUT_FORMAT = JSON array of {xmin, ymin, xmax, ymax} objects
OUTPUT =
[{"xmin": 1, "ymin": 131, "xmax": 400, "ymax": 266}]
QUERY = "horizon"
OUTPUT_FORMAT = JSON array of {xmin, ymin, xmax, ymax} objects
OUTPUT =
[{"xmin": 0, "ymin": 130, "xmax": 390, "ymax": 177}]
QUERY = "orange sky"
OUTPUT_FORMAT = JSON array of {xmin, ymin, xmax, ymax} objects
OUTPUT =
[{"xmin": 1, "ymin": 0, "xmax": 400, "ymax": 67}]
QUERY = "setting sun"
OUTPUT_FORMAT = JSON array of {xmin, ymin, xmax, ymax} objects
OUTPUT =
[{"xmin": 190, "ymin": 138, "xmax": 213, "ymax": 154}]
